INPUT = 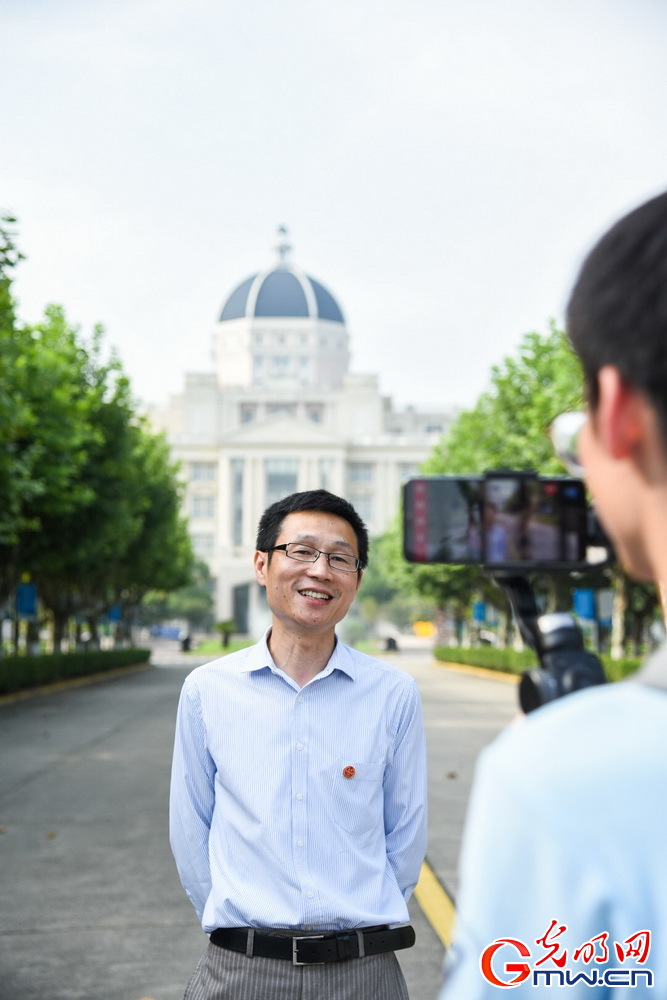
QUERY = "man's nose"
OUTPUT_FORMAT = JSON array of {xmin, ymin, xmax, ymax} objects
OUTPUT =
[{"xmin": 306, "ymin": 552, "xmax": 331, "ymax": 576}]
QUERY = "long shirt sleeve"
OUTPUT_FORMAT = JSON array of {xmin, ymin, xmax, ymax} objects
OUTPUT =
[{"xmin": 169, "ymin": 679, "xmax": 216, "ymax": 920}]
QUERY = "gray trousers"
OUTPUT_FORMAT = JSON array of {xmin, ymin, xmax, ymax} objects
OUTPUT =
[{"xmin": 184, "ymin": 940, "xmax": 410, "ymax": 1000}]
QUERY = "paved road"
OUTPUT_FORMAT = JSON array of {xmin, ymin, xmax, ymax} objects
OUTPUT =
[{"xmin": 0, "ymin": 645, "xmax": 519, "ymax": 1000}]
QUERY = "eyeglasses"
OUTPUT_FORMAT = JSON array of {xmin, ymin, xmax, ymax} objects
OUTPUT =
[
  {"xmin": 270, "ymin": 542, "xmax": 361, "ymax": 573},
  {"xmin": 549, "ymin": 411, "xmax": 587, "ymax": 477}
]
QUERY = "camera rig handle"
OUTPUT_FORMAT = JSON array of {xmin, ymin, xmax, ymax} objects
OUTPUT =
[{"xmin": 492, "ymin": 573, "xmax": 607, "ymax": 713}]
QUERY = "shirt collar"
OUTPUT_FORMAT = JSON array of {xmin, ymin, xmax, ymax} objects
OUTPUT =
[{"xmin": 239, "ymin": 630, "xmax": 357, "ymax": 681}]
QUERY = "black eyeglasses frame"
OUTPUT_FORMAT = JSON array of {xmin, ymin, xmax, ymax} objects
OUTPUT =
[{"xmin": 268, "ymin": 542, "xmax": 361, "ymax": 573}]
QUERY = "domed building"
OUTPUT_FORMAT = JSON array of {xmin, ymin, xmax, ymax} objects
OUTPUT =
[
  {"xmin": 149, "ymin": 231, "xmax": 454, "ymax": 633},
  {"xmin": 213, "ymin": 256, "xmax": 350, "ymax": 391}
]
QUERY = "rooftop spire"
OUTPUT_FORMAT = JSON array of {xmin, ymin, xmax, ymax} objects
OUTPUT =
[{"xmin": 275, "ymin": 224, "xmax": 292, "ymax": 266}]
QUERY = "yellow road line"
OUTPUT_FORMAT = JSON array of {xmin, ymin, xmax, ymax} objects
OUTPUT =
[
  {"xmin": 414, "ymin": 859, "xmax": 456, "ymax": 949},
  {"xmin": 434, "ymin": 660, "xmax": 520, "ymax": 684}
]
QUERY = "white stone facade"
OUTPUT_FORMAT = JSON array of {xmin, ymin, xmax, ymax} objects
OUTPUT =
[{"xmin": 148, "ymin": 248, "xmax": 454, "ymax": 631}]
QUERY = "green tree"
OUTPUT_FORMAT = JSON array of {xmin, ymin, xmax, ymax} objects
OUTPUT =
[
  {"xmin": 397, "ymin": 324, "xmax": 597, "ymax": 642},
  {"xmin": 105, "ymin": 428, "xmax": 195, "ymax": 642},
  {"xmin": 424, "ymin": 322, "xmax": 584, "ymax": 476},
  {"xmin": 0, "ymin": 220, "xmax": 195, "ymax": 651},
  {"xmin": 357, "ymin": 534, "xmax": 438, "ymax": 637},
  {"xmin": 140, "ymin": 560, "xmax": 213, "ymax": 633},
  {"xmin": 23, "ymin": 341, "xmax": 195, "ymax": 649},
  {"xmin": 0, "ymin": 307, "xmax": 100, "ymax": 606},
  {"xmin": 19, "ymin": 320, "xmax": 138, "ymax": 646}
]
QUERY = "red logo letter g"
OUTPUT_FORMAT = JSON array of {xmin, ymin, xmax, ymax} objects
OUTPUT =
[{"xmin": 480, "ymin": 938, "xmax": 532, "ymax": 987}]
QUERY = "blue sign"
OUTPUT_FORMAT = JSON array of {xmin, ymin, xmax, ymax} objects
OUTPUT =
[
  {"xmin": 16, "ymin": 583, "xmax": 37, "ymax": 619},
  {"xmin": 573, "ymin": 588, "xmax": 596, "ymax": 620},
  {"xmin": 473, "ymin": 600, "xmax": 486, "ymax": 623}
]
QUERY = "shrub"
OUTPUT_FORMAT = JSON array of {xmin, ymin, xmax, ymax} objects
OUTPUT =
[
  {"xmin": 434, "ymin": 645, "xmax": 641, "ymax": 681},
  {"xmin": 0, "ymin": 648, "xmax": 151, "ymax": 696}
]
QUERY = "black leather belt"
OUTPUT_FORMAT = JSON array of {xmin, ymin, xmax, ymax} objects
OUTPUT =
[{"xmin": 209, "ymin": 924, "xmax": 415, "ymax": 965}]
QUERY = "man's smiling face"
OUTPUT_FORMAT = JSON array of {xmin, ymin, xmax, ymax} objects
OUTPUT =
[{"xmin": 254, "ymin": 510, "xmax": 363, "ymax": 638}]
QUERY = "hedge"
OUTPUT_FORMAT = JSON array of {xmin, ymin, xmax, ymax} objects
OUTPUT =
[
  {"xmin": 0, "ymin": 648, "xmax": 151, "ymax": 696},
  {"xmin": 434, "ymin": 645, "xmax": 641, "ymax": 682}
]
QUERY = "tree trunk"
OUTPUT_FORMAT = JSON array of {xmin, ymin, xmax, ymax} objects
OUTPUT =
[
  {"xmin": 52, "ymin": 613, "xmax": 68, "ymax": 653},
  {"xmin": 26, "ymin": 619, "xmax": 41, "ymax": 655},
  {"xmin": 610, "ymin": 575, "xmax": 628, "ymax": 660},
  {"xmin": 435, "ymin": 608, "xmax": 448, "ymax": 646}
]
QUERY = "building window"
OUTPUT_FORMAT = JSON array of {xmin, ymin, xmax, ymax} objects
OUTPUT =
[
  {"xmin": 399, "ymin": 463, "xmax": 419, "ymax": 482},
  {"xmin": 265, "ymin": 458, "xmax": 299, "ymax": 507},
  {"xmin": 272, "ymin": 356, "xmax": 290, "ymax": 374},
  {"xmin": 231, "ymin": 458, "xmax": 244, "ymax": 546},
  {"xmin": 267, "ymin": 403, "xmax": 296, "ymax": 418},
  {"xmin": 191, "ymin": 462, "xmax": 216, "ymax": 481},
  {"xmin": 306, "ymin": 403, "xmax": 323, "ymax": 423},
  {"xmin": 347, "ymin": 462, "xmax": 374, "ymax": 484},
  {"xmin": 192, "ymin": 495, "xmax": 215, "ymax": 519},
  {"xmin": 350, "ymin": 495, "xmax": 373, "ymax": 523},
  {"xmin": 240, "ymin": 404, "xmax": 257, "ymax": 424},
  {"xmin": 192, "ymin": 533, "xmax": 214, "ymax": 557},
  {"xmin": 318, "ymin": 458, "xmax": 334, "ymax": 490}
]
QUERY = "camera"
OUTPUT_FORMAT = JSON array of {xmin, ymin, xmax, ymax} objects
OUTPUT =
[{"xmin": 402, "ymin": 472, "xmax": 612, "ymax": 712}]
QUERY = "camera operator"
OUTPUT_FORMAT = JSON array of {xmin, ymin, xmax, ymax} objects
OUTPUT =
[{"xmin": 439, "ymin": 190, "xmax": 667, "ymax": 997}]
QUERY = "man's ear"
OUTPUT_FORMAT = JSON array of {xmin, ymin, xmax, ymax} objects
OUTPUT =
[
  {"xmin": 254, "ymin": 550, "xmax": 268, "ymax": 586},
  {"xmin": 596, "ymin": 365, "xmax": 647, "ymax": 460}
]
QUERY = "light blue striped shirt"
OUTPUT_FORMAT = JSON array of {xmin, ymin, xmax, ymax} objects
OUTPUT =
[{"xmin": 169, "ymin": 633, "xmax": 427, "ymax": 932}]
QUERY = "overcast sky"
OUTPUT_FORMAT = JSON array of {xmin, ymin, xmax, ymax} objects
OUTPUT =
[{"xmin": 4, "ymin": 0, "xmax": 667, "ymax": 413}]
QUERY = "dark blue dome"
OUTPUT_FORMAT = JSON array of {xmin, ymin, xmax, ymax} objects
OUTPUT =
[{"xmin": 220, "ymin": 267, "xmax": 345, "ymax": 324}]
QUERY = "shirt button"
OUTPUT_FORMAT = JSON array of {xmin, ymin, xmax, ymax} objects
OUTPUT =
[
  {"xmin": 297, "ymin": 839, "xmax": 304, "ymax": 847},
  {"xmin": 296, "ymin": 742, "xmax": 304, "ymax": 751},
  {"xmin": 297, "ymin": 696, "xmax": 304, "ymax": 703},
  {"xmin": 296, "ymin": 792, "xmax": 303, "ymax": 800},
  {"xmin": 306, "ymin": 891, "xmax": 314, "ymax": 898}
]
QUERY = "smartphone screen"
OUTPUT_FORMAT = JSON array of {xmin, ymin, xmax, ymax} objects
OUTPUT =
[
  {"xmin": 482, "ymin": 476, "xmax": 523, "ymax": 563},
  {"xmin": 404, "ymin": 475, "xmax": 589, "ymax": 568},
  {"xmin": 403, "ymin": 477, "xmax": 483, "ymax": 563}
]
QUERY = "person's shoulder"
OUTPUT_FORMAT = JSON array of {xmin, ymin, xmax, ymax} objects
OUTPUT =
[
  {"xmin": 337, "ymin": 642, "xmax": 418, "ymax": 689},
  {"xmin": 484, "ymin": 675, "xmax": 667, "ymax": 776},
  {"xmin": 183, "ymin": 643, "xmax": 261, "ymax": 688}
]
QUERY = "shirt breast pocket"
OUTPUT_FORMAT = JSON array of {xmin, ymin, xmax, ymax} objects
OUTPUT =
[{"xmin": 330, "ymin": 759, "xmax": 385, "ymax": 835}]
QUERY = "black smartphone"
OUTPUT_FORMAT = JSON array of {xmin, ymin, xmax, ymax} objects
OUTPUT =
[{"xmin": 403, "ymin": 474, "xmax": 592, "ymax": 570}]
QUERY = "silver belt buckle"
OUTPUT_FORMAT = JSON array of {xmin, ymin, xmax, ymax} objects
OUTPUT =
[{"xmin": 292, "ymin": 934, "xmax": 325, "ymax": 966}]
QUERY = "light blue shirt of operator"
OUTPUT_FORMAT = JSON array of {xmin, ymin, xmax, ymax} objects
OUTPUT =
[
  {"xmin": 169, "ymin": 633, "xmax": 427, "ymax": 933},
  {"xmin": 439, "ymin": 661, "xmax": 667, "ymax": 998}
]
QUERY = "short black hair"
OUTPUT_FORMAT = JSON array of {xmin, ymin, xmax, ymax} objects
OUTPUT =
[
  {"xmin": 255, "ymin": 489, "xmax": 369, "ymax": 569},
  {"xmin": 566, "ymin": 190, "xmax": 667, "ymax": 440}
]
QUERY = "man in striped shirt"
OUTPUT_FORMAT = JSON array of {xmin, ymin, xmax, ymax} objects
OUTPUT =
[{"xmin": 170, "ymin": 489, "xmax": 427, "ymax": 999}]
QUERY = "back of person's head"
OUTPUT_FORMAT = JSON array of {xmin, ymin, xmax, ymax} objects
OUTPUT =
[
  {"xmin": 255, "ymin": 489, "xmax": 369, "ymax": 569},
  {"xmin": 567, "ymin": 190, "xmax": 667, "ymax": 441}
]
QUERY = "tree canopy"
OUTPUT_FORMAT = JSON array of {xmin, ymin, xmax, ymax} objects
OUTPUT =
[
  {"xmin": 0, "ymin": 218, "xmax": 194, "ymax": 650},
  {"xmin": 376, "ymin": 324, "xmax": 593, "ymax": 640},
  {"xmin": 424, "ymin": 322, "xmax": 584, "ymax": 476}
]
